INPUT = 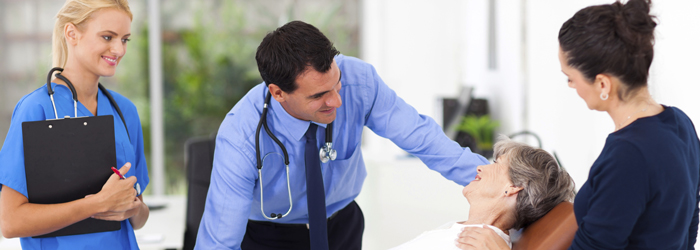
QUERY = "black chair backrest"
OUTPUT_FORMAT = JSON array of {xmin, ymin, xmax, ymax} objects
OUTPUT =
[{"xmin": 183, "ymin": 136, "xmax": 216, "ymax": 250}]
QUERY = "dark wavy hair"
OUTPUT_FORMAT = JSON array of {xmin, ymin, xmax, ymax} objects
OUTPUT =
[
  {"xmin": 255, "ymin": 20, "xmax": 340, "ymax": 93},
  {"xmin": 558, "ymin": 0, "xmax": 657, "ymax": 101}
]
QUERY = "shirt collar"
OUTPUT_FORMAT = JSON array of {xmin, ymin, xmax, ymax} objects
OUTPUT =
[
  {"xmin": 268, "ymin": 92, "xmax": 327, "ymax": 142},
  {"xmin": 50, "ymin": 82, "xmax": 114, "ymax": 118}
]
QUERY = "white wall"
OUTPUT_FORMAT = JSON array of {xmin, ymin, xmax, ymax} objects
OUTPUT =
[
  {"xmin": 360, "ymin": 0, "xmax": 700, "ymax": 249},
  {"xmin": 361, "ymin": 0, "xmax": 526, "ymax": 158},
  {"xmin": 461, "ymin": 0, "xmax": 526, "ymax": 136},
  {"xmin": 650, "ymin": 1, "xmax": 700, "ymax": 125},
  {"xmin": 361, "ymin": 0, "xmax": 463, "ymax": 158},
  {"xmin": 358, "ymin": 0, "xmax": 526, "ymax": 249},
  {"xmin": 359, "ymin": 1, "xmax": 469, "ymax": 249}
]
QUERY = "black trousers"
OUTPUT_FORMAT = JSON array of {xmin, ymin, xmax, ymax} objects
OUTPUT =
[{"xmin": 241, "ymin": 200, "xmax": 364, "ymax": 250}]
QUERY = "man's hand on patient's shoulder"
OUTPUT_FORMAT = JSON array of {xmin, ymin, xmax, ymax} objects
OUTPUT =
[{"xmin": 455, "ymin": 225, "xmax": 510, "ymax": 250}]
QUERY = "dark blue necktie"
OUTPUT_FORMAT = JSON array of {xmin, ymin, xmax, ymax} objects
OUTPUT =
[{"xmin": 304, "ymin": 123, "xmax": 329, "ymax": 250}]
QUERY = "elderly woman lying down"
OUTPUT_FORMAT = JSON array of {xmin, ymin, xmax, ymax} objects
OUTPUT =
[{"xmin": 391, "ymin": 137, "xmax": 576, "ymax": 250}]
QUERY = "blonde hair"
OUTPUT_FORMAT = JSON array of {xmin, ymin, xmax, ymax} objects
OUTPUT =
[{"xmin": 52, "ymin": 0, "xmax": 133, "ymax": 68}]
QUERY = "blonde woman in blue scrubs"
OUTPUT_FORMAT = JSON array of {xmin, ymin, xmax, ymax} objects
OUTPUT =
[{"xmin": 0, "ymin": 0, "xmax": 149, "ymax": 249}]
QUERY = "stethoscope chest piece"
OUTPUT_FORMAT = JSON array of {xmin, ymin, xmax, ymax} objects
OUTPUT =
[
  {"xmin": 318, "ymin": 122, "xmax": 336, "ymax": 163},
  {"xmin": 320, "ymin": 142, "xmax": 337, "ymax": 163}
]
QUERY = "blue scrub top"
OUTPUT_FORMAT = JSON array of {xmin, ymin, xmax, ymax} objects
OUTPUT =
[{"xmin": 0, "ymin": 83, "xmax": 149, "ymax": 250}]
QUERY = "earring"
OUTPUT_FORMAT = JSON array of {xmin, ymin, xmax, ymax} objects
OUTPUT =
[
  {"xmin": 505, "ymin": 191, "xmax": 508, "ymax": 194},
  {"xmin": 600, "ymin": 93, "xmax": 609, "ymax": 100}
]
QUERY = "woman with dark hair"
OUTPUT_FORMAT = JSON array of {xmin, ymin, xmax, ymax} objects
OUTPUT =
[
  {"xmin": 557, "ymin": 0, "xmax": 700, "ymax": 249},
  {"xmin": 457, "ymin": 0, "xmax": 700, "ymax": 249}
]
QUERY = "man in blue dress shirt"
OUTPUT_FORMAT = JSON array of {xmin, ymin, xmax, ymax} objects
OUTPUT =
[{"xmin": 195, "ymin": 21, "xmax": 489, "ymax": 250}]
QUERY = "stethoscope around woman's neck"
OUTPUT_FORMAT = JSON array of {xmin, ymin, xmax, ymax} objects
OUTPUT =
[
  {"xmin": 46, "ymin": 67, "xmax": 130, "ymax": 142},
  {"xmin": 254, "ymin": 92, "xmax": 337, "ymax": 220}
]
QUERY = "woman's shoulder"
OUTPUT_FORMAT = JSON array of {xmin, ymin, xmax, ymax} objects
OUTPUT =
[
  {"xmin": 611, "ymin": 105, "xmax": 697, "ymax": 148},
  {"xmin": 599, "ymin": 105, "xmax": 698, "ymax": 173},
  {"xmin": 662, "ymin": 106, "xmax": 697, "ymax": 132},
  {"xmin": 18, "ymin": 84, "xmax": 52, "ymax": 105},
  {"xmin": 101, "ymin": 88, "xmax": 139, "ymax": 114},
  {"xmin": 102, "ymin": 88, "xmax": 135, "ymax": 107},
  {"xmin": 11, "ymin": 85, "xmax": 53, "ymax": 121},
  {"xmin": 597, "ymin": 136, "xmax": 649, "ymax": 173}
]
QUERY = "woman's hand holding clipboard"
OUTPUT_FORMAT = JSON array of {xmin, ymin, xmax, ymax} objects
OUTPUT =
[{"xmin": 84, "ymin": 163, "xmax": 143, "ymax": 221}]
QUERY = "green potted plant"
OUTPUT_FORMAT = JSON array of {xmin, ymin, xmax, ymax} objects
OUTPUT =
[{"xmin": 455, "ymin": 115, "xmax": 499, "ymax": 157}]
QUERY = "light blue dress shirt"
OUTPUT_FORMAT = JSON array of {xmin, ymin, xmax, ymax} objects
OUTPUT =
[
  {"xmin": 0, "ymin": 83, "xmax": 149, "ymax": 250},
  {"xmin": 195, "ymin": 55, "xmax": 488, "ymax": 249}
]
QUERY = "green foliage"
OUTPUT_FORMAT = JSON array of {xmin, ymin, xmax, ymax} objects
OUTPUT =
[
  {"xmin": 455, "ymin": 115, "xmax": 500, "ymax": 150},
  {"xmin": 161, "ymin": 2, "xmax": 265, "ymax": 193},
  {"xmin": 117, "ymin": 0, "xmax": 359, "ymax": 194},
  {"xmin": 117, "ymin": 1, "xmax": 264, "ymax": 194}
]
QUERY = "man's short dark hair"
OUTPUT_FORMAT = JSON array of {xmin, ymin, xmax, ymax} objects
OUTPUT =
[{"xmin": 255, "ymin": 20, "xmax": 340, "ymax": 93}]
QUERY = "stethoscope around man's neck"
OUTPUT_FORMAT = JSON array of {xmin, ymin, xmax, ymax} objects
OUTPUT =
[{"xmin": 255, "ymin": 92, "xmax": 337, "ymax": 220}]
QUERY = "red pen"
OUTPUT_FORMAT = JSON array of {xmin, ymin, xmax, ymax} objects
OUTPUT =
[{"xmin": 111, "ymin": 167, "xmax": 125, "ymax": 180}]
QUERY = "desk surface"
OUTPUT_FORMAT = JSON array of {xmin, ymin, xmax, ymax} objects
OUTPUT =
[{"xmin": 0, "ymin": 195, "xmax": 186, "ymax": 250}]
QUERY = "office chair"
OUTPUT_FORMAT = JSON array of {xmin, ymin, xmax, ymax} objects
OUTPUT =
[{"xmin": 183, "ymin": 135, "xmax": 216, "ymax": 250}]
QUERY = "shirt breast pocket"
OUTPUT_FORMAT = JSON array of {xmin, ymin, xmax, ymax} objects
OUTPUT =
[
  {"xmin": 118, "ymin": 141, "xmax": 136, "ymax": 176},
  {"xmin": 118, "ymin": 141, "xmax": 142, "ymax": 195},
  {"xmin": 327, "ymin": 143, "xmax": 365, "ymax": 199}
]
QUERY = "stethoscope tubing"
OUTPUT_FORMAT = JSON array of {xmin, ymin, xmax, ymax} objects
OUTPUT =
[
  {"xmin": 46, "ymin": 67, "xmax": 131, "ymax": 142},
  {"xmin": 259, "ymin": 153, "xmax": 293, "ymax": 220},
  {"xmin": 255, "ymin": 90, "xmax": 336, "ymax": 220},
  {"xmin": 256, "ymin": 94, "xmax": 290, "ymax": 168},
  {"xmin": 47, "ymin": 67, "xmax": 78, "ymax": 119}
]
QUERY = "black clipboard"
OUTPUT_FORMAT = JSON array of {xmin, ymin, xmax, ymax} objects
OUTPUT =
[{"xmin": 22, "ymin": 115, "xmax": 121, "ymax": 238}]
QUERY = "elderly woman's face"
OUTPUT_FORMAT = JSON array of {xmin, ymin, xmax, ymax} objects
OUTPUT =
[{"xmin": 462, "ymin": 156, "xmax": 513, "ymax": 201}]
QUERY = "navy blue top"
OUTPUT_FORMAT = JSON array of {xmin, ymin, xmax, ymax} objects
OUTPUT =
[{"xmin": 570, "ymin": 106, "xmax": 700, "ymax": 250}]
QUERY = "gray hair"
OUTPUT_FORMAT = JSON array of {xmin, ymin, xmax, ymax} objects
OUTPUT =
[{"xmin": 493, "ymin": 135, "xmax": 576, "ymax": 230}]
